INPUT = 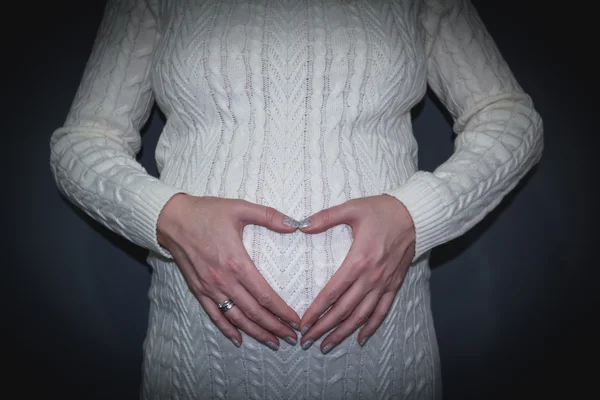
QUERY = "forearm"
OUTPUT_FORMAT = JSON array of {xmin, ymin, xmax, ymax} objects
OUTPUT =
[
  {"xmin": 387, "ymin": 92, "xmax": 543, "ymax": 259},
  {"xmin": 50, "ymin": 125, "xmax": 182, "ymax": 257}
]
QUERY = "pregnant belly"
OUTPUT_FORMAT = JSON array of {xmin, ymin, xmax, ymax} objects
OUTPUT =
[{"xmin": 242, "ymin": 223, "xmax": 354, "ymax": 315}]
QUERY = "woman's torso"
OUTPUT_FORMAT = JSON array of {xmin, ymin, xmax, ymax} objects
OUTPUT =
[
  {"xmin": 142, "ymin": 1, "xmax": 439, "ymax": 398},
  {"xmin": 147, "ymin": 0, "xmax": 428, "ymax": 303}
]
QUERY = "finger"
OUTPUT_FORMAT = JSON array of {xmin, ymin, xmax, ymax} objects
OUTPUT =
[
  {"xmin": 175, "ymin": 259, "xmax": 246, "ymax": 348},
  {"xmin": 197, "ymin": 295, "xmax": 243, "ymax": 347},
  {"xmin": 237, "ymin": 254, "xmax": 301, "ymax": 329},
  {"xmin": 238, "ymin": 201, "xmax": 299, "ymax": 233},
  {"xmin": 211, "ymin": 291, "xmax": 282, "ymax": 351},
  {"xmin": 319, "ymin": 290, "xmax": 380, "ymax": 354},
  {"xmin": 300, "ymin": 280, "xmax": 370, "ymax": 349},
  {"xmin": 298, "ymin": 200, "xmax": 357, "ymax": 234},
  {"xmin": 299, "ymin": 247, "xmax": 363, "ymax": 334},
  {"xmin": 357, "ymin": 291, "xmax": 396, "ymax": 346},
  {"xmin": 228, "ymin": 283, "xmax": 298, "ymax": 345}
]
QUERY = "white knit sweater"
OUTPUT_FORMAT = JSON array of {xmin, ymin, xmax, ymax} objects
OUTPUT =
[{"xmin": 49, "ymin": 0, "xmax": 543, "ymax": 398}]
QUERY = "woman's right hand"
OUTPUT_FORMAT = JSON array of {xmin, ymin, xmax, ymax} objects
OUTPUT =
[{"xmin": 156, "ymin": 193, "xmax": 301, "ymax": 350}]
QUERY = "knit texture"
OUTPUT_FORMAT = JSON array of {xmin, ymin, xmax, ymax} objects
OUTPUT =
[{"xmin": 49, "ymin": 0, "xmax": 543, "ymax": 398}]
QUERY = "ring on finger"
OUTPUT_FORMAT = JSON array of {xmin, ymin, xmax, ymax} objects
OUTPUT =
[{"xmin": 218, "ymin": 298, "xmax": 236, "ymax": 313}]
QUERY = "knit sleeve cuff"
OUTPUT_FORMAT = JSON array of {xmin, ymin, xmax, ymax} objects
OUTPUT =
[
  {"xmin": 131, "ymin": 179, "xmax": 185, "ymax": 259},
  {"xmin": 384, "ymin": 171, "xmax": 452, "ymax": 261}
]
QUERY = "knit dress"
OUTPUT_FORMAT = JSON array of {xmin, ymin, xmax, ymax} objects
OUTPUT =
[{"xmin": 49, "ymin": 0, "xmax": 543, "ymax": 398}]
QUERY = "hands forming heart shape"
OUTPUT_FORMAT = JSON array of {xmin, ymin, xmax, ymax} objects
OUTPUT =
[{"xmin": 157, "ymin": 193, "xmax": 416, "ymax": 354}]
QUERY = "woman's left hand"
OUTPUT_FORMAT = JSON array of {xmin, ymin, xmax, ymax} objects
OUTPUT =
[{"xmin": 298, "ymin": 194, "xmax": 416, "ymax": 354}]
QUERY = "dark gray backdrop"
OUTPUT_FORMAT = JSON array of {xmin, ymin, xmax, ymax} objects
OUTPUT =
[{"xmin": 7, "ymin": 1, "xmax": 596, "ymax": 399}]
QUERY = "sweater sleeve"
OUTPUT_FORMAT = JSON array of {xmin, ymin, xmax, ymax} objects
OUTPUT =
[
  {"xmin": 384, "ymin": 0, "xmax": 544, "ymax": 261},
  {"xmin": 49, "ymin": 0, "xmax": 183, "ymax": 259}
]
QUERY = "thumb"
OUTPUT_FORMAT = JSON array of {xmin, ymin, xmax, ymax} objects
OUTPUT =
[
  {"xmin": 239, "ymin": 201, "xmax": 299, "ymax": 233},
  {"xmin": 298, "ymin": 201, "xmax": 355, "ymax": 234}
]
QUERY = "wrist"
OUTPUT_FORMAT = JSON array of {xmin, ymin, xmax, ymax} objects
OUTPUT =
[
  {"xmin": 382, "ymin": 193, "xmax": 415, "ymax": 240},
  {"xmin": 157, "ymin": 192, "xmax": 189, "ymax": 247}
]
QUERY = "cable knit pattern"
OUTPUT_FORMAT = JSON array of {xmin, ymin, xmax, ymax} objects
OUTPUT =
[{"xmin": 49, "ymin": 0, "xmax": 543, "ymax": 398}]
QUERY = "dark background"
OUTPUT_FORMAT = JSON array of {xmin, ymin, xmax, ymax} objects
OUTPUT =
[{"xmin": 5, "ymin": 0, "xmax": 597, "ymax": 399}]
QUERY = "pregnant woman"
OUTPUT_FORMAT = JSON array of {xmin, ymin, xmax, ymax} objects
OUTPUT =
[{"xmin": 49, "ymin": 0, "xmax": 543, "ymax": 398}]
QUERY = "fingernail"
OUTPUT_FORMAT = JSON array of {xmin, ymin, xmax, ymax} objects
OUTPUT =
[
  {"xmin": 359, "ymin": 336, "xmax": 369, "ymax": 346},
  {"xmin": 301, "ymin": 340, "xmax": 314, "ymax": 350},
  {"xmin": 231, "ymin": 338, "xmax": 241, "ymax": 348},
  {"xmin": 265, "ymin": 341, "xmax": 279, "ymax": 351},
  {"xmin": 322, "ymin": 343, "xmax": 334, "ymax": 354},
  {"xmin": 297, "ymin": 217, "xmax": 312, "ymax": 228},
  {"xmin": 284, "ymin": 336, "xmax": 297, "ymax": 346},
  {"xmin": 301, "ymin": 324, "xmax": 311, "ymax": 335},
  {"xmin": 288, "ymin": 322, "xmax": 300, "ymax": 330},
  {"xmin": 283, "ymin": 216, "xmax": 300, "ymax": 228}
]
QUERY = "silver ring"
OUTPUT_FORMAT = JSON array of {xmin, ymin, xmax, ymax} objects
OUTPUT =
[{"xmin": 218, "ymin": 299, "xmax": 235, "ymax": 313}]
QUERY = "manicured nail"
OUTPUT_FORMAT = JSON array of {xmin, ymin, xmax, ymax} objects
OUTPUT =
[
  {"xmin": 301, "ymin": 340, "xmax": 314, "ymax": 350},
  {"xmin": 322, "ymin": 343, "xmax": 334, "ymax": 354},
  {"xmin": 284, "ymin": 336, "xmax": 297, "ymax": 346},
  {"xmin": 301, "ymin": 324, "xmax": 311, "ymax": 335},
  {"xmin": 265, "ymin": 341, "xmax": 279, "ymax": 351},
  {"xmin": 359, "ymin": 336, "xmax": 369, "ymax": 346},
  {"xmin": 283, "ymin": 216, "xmax": 300, "ymax": 228},
  {"xmin": 297, "ymin": 217, "xmax": 312, "ymax": 228},
  {"xmin": 288, "ymin": 322, "xmax": 300, "ymax": 330},
  {"xmin": 231, "ymin": 338, "xmax": 241, "ymax": 348}
]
